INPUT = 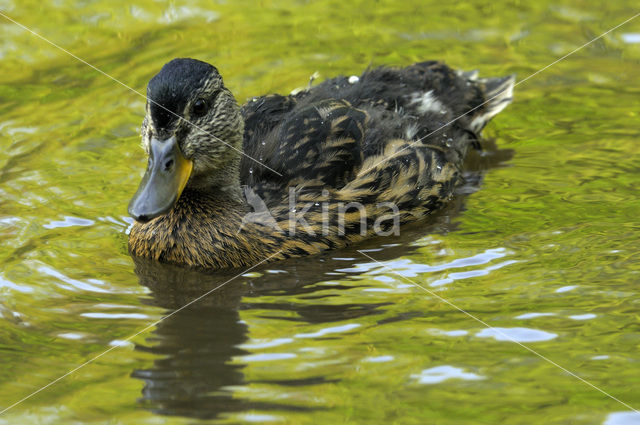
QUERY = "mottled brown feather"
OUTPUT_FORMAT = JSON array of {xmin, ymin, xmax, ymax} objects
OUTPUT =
[{"xmin": 129, "ymin": 60, "xmax": 514, "ymax": 269}]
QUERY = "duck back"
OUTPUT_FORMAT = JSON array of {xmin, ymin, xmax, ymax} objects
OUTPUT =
[{"xmin": 240, "ymin": 61, "xmax": 514, "ymax": 192}]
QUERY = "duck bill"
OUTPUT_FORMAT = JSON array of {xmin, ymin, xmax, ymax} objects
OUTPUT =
[{"xmin": 128, "ymin": 136, "xmax": 193, "ymax": 222}]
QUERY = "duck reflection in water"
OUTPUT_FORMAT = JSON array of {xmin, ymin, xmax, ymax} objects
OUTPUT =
[
  {"xmin": 129, "ymin": 142, "xmax": 512, "ymax": 420},
  {"xmin": 130, "ymin": 256, "xmax": 391, "ymax": 419}
]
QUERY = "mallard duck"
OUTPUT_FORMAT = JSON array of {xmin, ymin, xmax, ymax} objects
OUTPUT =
[{"xmin": 128, "ymin": 58, "xmax": 514, "ymax": 269}]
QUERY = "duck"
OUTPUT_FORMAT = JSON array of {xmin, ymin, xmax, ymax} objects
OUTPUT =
[{"xmin": 128, "ymin": 58, "xmax": 514, "ymax": 270}]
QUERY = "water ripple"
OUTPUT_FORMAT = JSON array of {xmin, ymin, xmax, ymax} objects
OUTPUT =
[
  {"xmin": 240, "ymin": 338, "xmax": 294, "ymax": 349},
  {"xmin": 430, "ymin": 329, "xmax": 469, "ymax": 337},
  {"xmin": 476, "ymin": 327, "xmax": 558, "ymax": 342},
  {"xmin": 555, "ymin": 285, "xmax": 578, "ymax": 293},
  {"xmin": 81, "ymin": 312, "xmax": 149, "ymax": 319},
  {"xmin": 242, "ymin": 353, "xmax": 297, "ymax": 362},
  {"xmin": 338, "ymin": 248, "xmax": 514, "ymax": 284},
  {"xmin": 515, "ymin": 312, "xmax": 556, "ymax": 319},
  {"xmin": 43, "ymin": 216, "xmax": 95, "ymax": 229},
  {"xmin": 295, "ymin": 323, "xmax": 361, "ymax": 338},
  {"xmin": 37, "ymin": 265, "xmax": 110, "ymax": 293},
  {"xmin": 363, "ymin": 355, "xmax": 394, "ymax": 363},
  {"xmin": 621, "ymin": 33, "xmax": 640, "ymax": 44},
  {"xmin": 412, "ymin": 365, "xmax": 484, "ymax": 384},
  {"xmin": 569, "ymin": 313, "xmax": 597, "ymax": 320},
  {"xmin": 0, "ymin": 273, "xmax": 34, "ymax": 293},
  {"xmin": 604, "ymin": 411, "xmax": 640, "ymax": 425}
]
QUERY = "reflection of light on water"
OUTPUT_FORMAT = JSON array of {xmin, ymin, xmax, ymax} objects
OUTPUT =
[
  {"xmin": 57, "ymin": 332, "xmax": 86, "ymax": 340},
  {"xmin": 555, "ymin": 285, "xmax": 577, "ymax": 293},
  {"xmin": 569, "ymin": 313, "xmax": 597, "ymax": 320},
  {"xmin": 240, "ymin": 338, "xmax": 294, "ymax": 349},
  {"xmin": 338, "ymin": 248, "xmax": 516, "ymax": 290},
  {"xmin": 431, "ymin": 259, "xmax": 518, "ymax": 287},
  {"xmin": 476, "ymin": 327, "xmax": 557, "ymax": 342},
  {"xmin": 239, "ymin": 413, "xmax": 282, "ymax": 423},
  {"xmin": 38, "ymin": 265, "xmax": 111, "ymax": 293},
  {"xmin": 516, "ymin": 312, "xmax": 556, "ymax": 319},
  {"xmin": 372, "ymin": 275, "xmax": 394, "ymax": 283},
  {"xmin": 109, "ymin": 340, "xmax": 134, "ymax": 348},
  {"xmin": 363, "ymin": 355, "xmax": 394, "ymax": 363},
  {"xmin": 604, "ymin": 411, "xmax": 640, "ymax": 425},
  {"xmin": 241, "ymin": 325, "xmax": 362, "ymax": 362},
  {"xmin": 516, "ymin": 312, "xmax": 597, "ymax": 321},
  {"xmin": 363, "ymin": 287, "xmax": 394, "ymax": 293},
  {"xmin": 81, "ymin": 312, "xmax": 149, "ymax": 319},
  {"xmin": 241, "ymin": 324, "xmax": 363, "ymax": 361},
  {"xmin": 621, "ymin": 33, "xmax": 640, "ymax": 44},
  {"xmin": 43, "ymin": 215, "xmax": 94, "ymax": 229},
  {"xmin": 241, "ymin": 353, "xmax": 297, "ymax": 362},
  {"xmin": 160, "ymin": 6, "xmax": 219, "ymax": 24},
  {"xmin": 429, "ymin": 329, "xmax": 468, "ymax": 337},
  {"xmin": 295, "ymin": 323, "xmax": 361, "ymax": 338},
  {"xmin": 0, "ymin": 273, "xmax": 34, "ymax": 293},
  {"xmin": 412, "ymin": 365, "xmax": 484, "ymax": 384},
  {"xmin": 341, "ymin": 247, "xmax": 518, "ymax": 291},
  {"xmin": 123, "ymin": 216, "xmax": 135, "ymax": 235}
]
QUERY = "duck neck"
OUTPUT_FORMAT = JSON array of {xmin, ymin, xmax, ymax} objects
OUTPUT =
[{"xmin": 187, "ymin": 156, "xmax": 244, "ymax": 203}]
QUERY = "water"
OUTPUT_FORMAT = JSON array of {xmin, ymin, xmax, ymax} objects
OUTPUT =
[{"xmin": 1, "ymin": 1, "xmax": 639, "ymax": 423}]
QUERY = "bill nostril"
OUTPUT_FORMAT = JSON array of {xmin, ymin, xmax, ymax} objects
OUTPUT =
[
  {"xmin": 137, "ymin": 214, "xmax": 149, "ymax": 223},
  {"xmin": 164, "ymin": 159, "xmax": 174, "ymax": 171}
]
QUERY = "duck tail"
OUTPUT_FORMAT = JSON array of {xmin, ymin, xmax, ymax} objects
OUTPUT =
[{"xmin": 469, "ymin": 74, "xmax": 515, "ymax": 133}]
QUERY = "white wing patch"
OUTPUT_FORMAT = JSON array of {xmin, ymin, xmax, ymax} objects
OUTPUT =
[{"xmin": 409, "ymin": 90, "xmax": 446, "ymax": 114}]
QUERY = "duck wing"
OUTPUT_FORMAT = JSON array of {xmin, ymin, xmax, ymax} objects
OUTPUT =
[
  {"xmin": 295, "ymin": 61, "xmax": 514, "ymax": 153},
  {"xmin": 241, "ymin": 97, "xmax": 369, "ymax": 189},
  {"xmin": 240, "ymin": 61, "xmax": 514, "ymax": 210}
]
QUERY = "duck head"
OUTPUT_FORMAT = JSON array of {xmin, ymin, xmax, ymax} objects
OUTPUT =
[{"xmin": 128, "ymin": 58, "xmax": 244, "ymax": 223}]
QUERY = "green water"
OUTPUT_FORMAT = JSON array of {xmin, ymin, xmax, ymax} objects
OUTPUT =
[{"xmin": 1, "ymin": 1, "xmax": 639, "ymax": 423}]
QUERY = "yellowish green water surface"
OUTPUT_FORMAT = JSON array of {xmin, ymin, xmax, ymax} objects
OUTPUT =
[{"xmin": 1, "ymin": 1, "xmax": 639, "ymax": 424}]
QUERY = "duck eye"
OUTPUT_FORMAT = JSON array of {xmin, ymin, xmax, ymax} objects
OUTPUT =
[{"xmin": 192, "ymin": 98, "xmax": 207, "ymax": 117}]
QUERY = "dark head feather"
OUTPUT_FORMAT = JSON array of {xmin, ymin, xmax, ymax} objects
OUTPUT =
[{"xmin": 147, "ymin": 58, "xmax": 219, "ymax": 130}]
